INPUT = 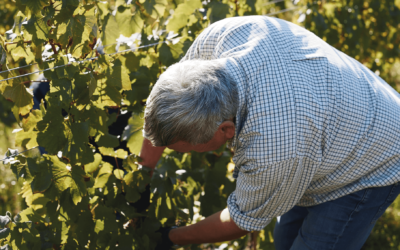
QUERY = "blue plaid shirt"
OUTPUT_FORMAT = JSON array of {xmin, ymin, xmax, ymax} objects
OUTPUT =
[{"xmin": 181, "ymin": 16, "xmax": 400, "ymax": 231}]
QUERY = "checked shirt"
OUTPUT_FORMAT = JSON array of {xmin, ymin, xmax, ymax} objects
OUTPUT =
[{"xmin": 181, "ymin": 16, "xmax": 400, "ymax": 231}]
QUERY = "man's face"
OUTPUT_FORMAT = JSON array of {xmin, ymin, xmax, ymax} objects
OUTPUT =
[
  {"xmin": 166, "ymin": 120, "xmax": 235, "ymax": 153},
  {"xmin": 166, "ymin": 136, "xmax": 226, "ymax": 153}
]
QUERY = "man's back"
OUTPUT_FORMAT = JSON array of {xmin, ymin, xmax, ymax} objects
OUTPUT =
[{"xmin": 182, "ymin": 16, "xmax": 400, "ymax": 229}]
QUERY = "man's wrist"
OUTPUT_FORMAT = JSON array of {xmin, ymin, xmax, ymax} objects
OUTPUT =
[
  {"xmin": 168, "ymin": 226, "xmax": 180, "ymax": 249},
  {"xmin": 157, "ymin": 226, "xmax": 180, "ymax": 250}
]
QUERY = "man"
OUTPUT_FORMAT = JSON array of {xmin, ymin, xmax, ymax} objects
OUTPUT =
[{"xmin": 139, "ymin": 16, "xmax": 400, "ymax": 249}]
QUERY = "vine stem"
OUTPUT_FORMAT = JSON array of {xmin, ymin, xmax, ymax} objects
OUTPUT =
[
  {"xmin": 5, "ymin": 41, "xmax": 32, "ymax": 45},
  {"xmin": 245, "ymin": 231, "xmax": 259, "ymax": 250},
  {"xmin": 4, "ymin": 41, "xmax": 32, "ymax": 49}
]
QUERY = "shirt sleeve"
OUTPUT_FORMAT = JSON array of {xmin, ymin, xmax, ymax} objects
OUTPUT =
[{"xmin": 227, "ymin": 157, "xmax": 318, "ymax": 231}]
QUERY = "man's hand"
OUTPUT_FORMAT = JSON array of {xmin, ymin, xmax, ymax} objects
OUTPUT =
[
  {"xmin": 155, "ymin": 227, "xmax": 175, "ymax": 250},
  {"xmin": 168, "ymin": 208, "xmax": 248, "ymax": 246},
  {"xmin": 139, "ymin": 139, "xmax": 248, "ymax": 245}
]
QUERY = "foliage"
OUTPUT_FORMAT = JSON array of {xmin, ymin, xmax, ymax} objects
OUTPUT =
[
  {"xmin": 362, "ymin": 202, "xmax": 400, "ymax": 250},
  {"xmin": 0, "ymin": 126, "xmax": 24, "ymax": 217},
  {"xmin": 304, "ymin": 0, "xmax": 400, "ymax": 89},
  {"xmin": 0, "ymin": 0, "xmax": 398, "ymax": 249},
  {"xmin": 0, "ymin": 0, "xmax": 298, "ymax": 248}
]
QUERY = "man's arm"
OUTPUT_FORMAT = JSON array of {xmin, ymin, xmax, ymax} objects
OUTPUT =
[
  {"xmin": 138, "ymin": 138, "xmax": 166, "ymax": 171},
  {"xmin": 139, "ymin": 139, "xmax": 248, "ymax": 244},
  {"xmin": 169, "ymin": 208, "xmax": 248, "ymax": 245}
]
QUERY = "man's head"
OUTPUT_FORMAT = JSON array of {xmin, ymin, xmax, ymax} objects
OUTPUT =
[{"xmin": 143, "ymin": 59, "xmax": 238, "ymax": 152}]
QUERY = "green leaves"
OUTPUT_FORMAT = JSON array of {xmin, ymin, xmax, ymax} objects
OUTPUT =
[
  {"xmin": 15, "ymin": 109, "xmax": 42, "ymax": 149},
  {"xmin": 207, "ymin": 1, "xmax": 233, "ymax": 24},
  {"xmin": 122, "ymin": 113, "xmax": 144, "ymax": 155},
  {"xmin": 0, "ymin": 0, "xmax": 330, "ymax": 249},
  {"xmin": 167, "ymin": 0, "xmax": 202, "ymax": 32},
  {"xmin": 304, "ymin": 0, "xmax": 400, "ymax": 87},
  {"xmin": 158, "ymin": 40, "xmax": 186, "ymax": 66},
  {"xmin": 63, "ymin": 120, "xmax": 94, "ymax": 165},
  {"xmin": 30, "ymin": 168, "xmax": 52, "ymax": 194},
  {"xmin": 20, "ymin": 0, "xmax": 50, "ymax": 17},
  {"xmin": 36, "ymin": 107, "xmax": 67, "ymax": 155},
  {"xmin": 24, "ymin": 155, "xmax": 87, "ymax": 205},
  {"xmin": 93, "ymin": 162, "xmax": 113, "ymax": 189},
  {"xmin": 7, "ymin": 37, "xmax": 35, "ymax": 64},
  {"xmin": 105, "ymin": 58, "xmax": 132, "ymax": 91},
  {"xmin": 101, "ymin": 14, "xmax": 120, "ymax": 53},
  {"xmin": 24, "ymin": 13, "xmax": 50, "ymax": 44},
  {"xmin": 3, "ymin": 78, "xmax": 34, "ymax": 116},
  {"xmin": 141, "ymin": 0, "xmax": 168, "ymax": 19},
  {"xmin": 115, "ymin": 5, "xmax": 143, "ymax": 37},
  {"xmin": 54, "ymin": 6, "xmax": 97, "ymax": 58},
  {"xmin": 46, "ymin": 155, "xmax": 87, "ymax": 205},
  {"xmin": 55, "ymin": 56, "xmax": 79, "ymax": 80}
]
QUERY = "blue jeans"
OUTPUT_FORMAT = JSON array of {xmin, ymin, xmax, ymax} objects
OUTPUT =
[{"xmin": 274, "ymin": 183, "xmax": 400, "ymax": 250}]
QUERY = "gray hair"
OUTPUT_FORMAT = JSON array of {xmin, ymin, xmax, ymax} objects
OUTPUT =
[{"xmin": 144, "ymin": 59, "xmax": 239, "ymax": 147}]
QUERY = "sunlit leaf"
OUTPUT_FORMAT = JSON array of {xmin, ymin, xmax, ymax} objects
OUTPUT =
[
  {"xmin": 101, "ymin": 14, "xmax": 120, "ymax": 53},
  {"xmin": 142, "ymin": 0, "xmax": 167, "ymax": 19},
  {"xmin": 122, "ymin": 113, "xmax": 144, "ymax": 155},
  {"xmin": 3, "ymin": 78, "xmax": 34, "ymax": 116},
  {"xmin": 167, "ymin": 0, "xmax": 202, "ymax": 32}
]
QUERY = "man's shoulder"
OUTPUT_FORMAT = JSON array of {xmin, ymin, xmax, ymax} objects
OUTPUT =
[{"xmin": 204, "ymin": 16, "xmax": 280, "ymax": 36}]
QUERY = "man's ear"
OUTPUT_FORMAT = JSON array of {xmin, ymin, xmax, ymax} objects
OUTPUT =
[{"xmin": 219, "ymin": 121, "xmax": 235, "ymax": 139}]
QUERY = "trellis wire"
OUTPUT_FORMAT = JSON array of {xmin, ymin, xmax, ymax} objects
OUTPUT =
[
  {"xmin": 0, "ymin": 147, "xmax": 38, "ymax": 163},
  {"xmin": 0, "ymin": 41, "xmax": 165, "ymax": 83},
  {"xmin": 0, "ymin": 41, "xmax": 119, "ymax": 75},
  {"xmin": 265, "ymin": 6, "xmax": 301, "ymax": 16},
  {"xmin": 0, "ymin": 4, "xmax": 304, "ymax": 84},
  {"xmin": 0, "ymin": 62, "xmax": 41, "ymax": 75},
  {"xmin": 263, "ymin": 0, "xmax": 286, "ymax": 6},
  {"xmin": 0, "ymin": 6, "xmax": 303, "ymax": 162}
]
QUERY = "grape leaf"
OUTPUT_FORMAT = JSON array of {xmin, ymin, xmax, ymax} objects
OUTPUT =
[
  {"xmin": 7, "ymin": 37, "xmax": 35, "ymax": 64},
  {"xmin": 124, "ymin": 170, "xmax": 150, "ymax": 192},
  {"xmin": 113, "ymin": 169, "xmax": 124, "ymax": 180},
  {"xmin": 142, "ymin": 0, "xmax": 167, "ymax": 19},
  {"xmin": 46, "ymin": 155, "xmax": 87, "ymax": 205},
  {"xmin": 24, "ymin": 14, "xmax": 50, "ymax": 44},
  {"xmin": 3, "ymin": 78, "xmax": 34, "ymax": 116},
  {"xmin": 93, "ymin": 162, "xmax": 113, "ymax": 189},
  {"xmin": 167, "ymin": 0, "xmax": 202, "ymax": 32},
  {"xmin": 20, "ymin": 0, "xmax": 50, "ymax": 17},
  {"xmin": 36, "ymin": 107, "xmax": 68, "ymax": 154},
  {"xmin": 15, "ymin": 110, "xmax": 42, "ymax": 148},
  {"xmin": 101, "ymin": 14, "xmax": 120, "ymax": 53},
  {"xmin": 30, "ymin": 168, "xmax": 52, "ymax": 194},
  {"xmin": 72, "ymin": 72, "xmax": 94, "ymax": 107},
  {"xmin": 92, "ymin": 75, "xmax": 122, "ymax": 109},
  {"xmin": 124, "ymin": 65, "xmax": 156, "ymax": 105},
  {"xmin": 158, "ymin": 41, "xmax": 185, "ymax": 66},
  {"xmin": 15, "ymin": 128, "xmax": 39, "ymax": 149},
  {"xmin": 55, "ymin": 10, "xmax": 97, "ymax": 57},
  {"xmin": 84, "ymin": 153, "xmax": 102, "ymax": 174},
  {"xmin": 63, "ymin": 121, "xmax": 94, "ymax": 165},
  {"xmin": 55, "ymin": 56, "xmax": 79, "ymax": 80},
  {"xmin": 98, "ymin": 148, "xmax": 128, "ymax": 159},
  {"xmin": 122, "ymin": 113, "xmax": 144, "ymax": 155},
  {"xmin": 207, "ymin": 1, "xmax": 232, "ymax": 24},
  {"xmin": 21, "ymin": 109, "xmax": 42, "ymax": 131},
  {"xmin": 97, "ymin": 1, "xmax": 110, "ymax": 21},
  {"xmin": 105, "ymin": 58, "xmax": 132, "ymax": 91},
  {"xmin": 115, "ymin": 5, "xmax": 135, "ymax": 37},
  {"xmin": 62, "ymin": 0, "xmax": 79, "ymax": 8}
]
